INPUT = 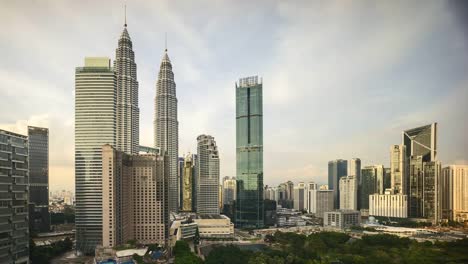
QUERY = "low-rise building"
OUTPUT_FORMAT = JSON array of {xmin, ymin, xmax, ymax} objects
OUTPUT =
[
  {"xmin": 369, "ymin": 190, "xmax": 408, "ymax": 218},
  {"xmin": 324, "ymin": 210, "xmax": 361, "ymax": 230},
  {"xmin": 193, "ymin": 214, "xmax": 234, "ymax": 238}
]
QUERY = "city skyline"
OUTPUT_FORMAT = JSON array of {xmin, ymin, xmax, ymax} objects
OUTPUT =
[{"xmin": 1, "ymin": 1, "xmax": 468, "ymax": 191}]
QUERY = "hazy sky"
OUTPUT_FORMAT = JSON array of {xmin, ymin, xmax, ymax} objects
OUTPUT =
[{"xmin": 1, "ymin": 0, "xmax": 467, "ymax": 192}]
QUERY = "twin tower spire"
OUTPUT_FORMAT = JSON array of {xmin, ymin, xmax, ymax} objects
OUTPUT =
[{"xmin": 117, "ymin": 6, "xmax": 179, "ymax": 213}]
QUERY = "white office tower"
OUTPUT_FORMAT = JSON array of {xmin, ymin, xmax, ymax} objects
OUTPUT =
[
  {"xmin": 441, "ymin": 165, "xmax": 468, "ymax": 222},
  {"xmin": 75, "ymin": 57, "xmax": 116, "ymax": 254},
  {"xmin": 196, "ymin": 135, "xmax": 220, "ymax": 214},
  {"xmin": 293, "ymin": 182, "xmax": 307, "ymax": 211},
  {"xmin": 369, "ymin": 189, "xmax": 408, "ymax": 218},
  {"xmin": 339, "ymin": 176, "xmax": 357, "ymax": 210},
  {"xmin": 307, "ymin": 183, "xmax": 334, "ymax": 218},
  {"xmin": 154, "ymin": 49, "xmax": 179, "ymax": 213},
  {"xmin": 390, "ymin": 145, "xmax": 407, "ymax": 194}
]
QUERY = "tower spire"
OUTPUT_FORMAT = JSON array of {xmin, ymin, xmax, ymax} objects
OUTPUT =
[
  {"xmin": 165, "ymin": 32, "xmax": 167, "ymax": 52},
  {"xmin": 124, "ymin": 4, "xmax": 127, "ymax": 27}
]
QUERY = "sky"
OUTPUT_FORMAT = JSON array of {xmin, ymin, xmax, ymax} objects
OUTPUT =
[{"xmin": 1, "ymin": 0, "xmax": 467, "ymax": 192}]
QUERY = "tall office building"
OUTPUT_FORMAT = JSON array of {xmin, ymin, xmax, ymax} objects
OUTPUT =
[
  {"xmin": 348, "ymin": 158, "xmax": 361, "ymax": 184},
  {"xmin": 409, "ymin": 156, "xmax": 441, "ymax": 222},
  {"xmin": 28, "ymin": 126, "xmax": 50, "ymax": 232},
  {"xmin": 391, "ymin": 145, "xmax": 406, "ymax": 193},
  {"xmin": 114, "ymin": 23, "xmax": 139, "ymax": 154},
  {"xmin": 293, "ymin": 182, "xmax": 307, "ymax": 211},
  {"xmin": 235, "ymin": 76, "xmax": 264, "ymax": 228},
  {"xmin": 102, "ymin": 145, "xmax": 169, "ymax": 247},
  {"xmin": 328, "ymin": 159, "xmax": 348, "ymax": 209},
  {"xmin": 339, "ymin": 175, "xmax": 357, "ymax": 210},
  {"xmin": 178, "ymin": 156, "xmax": 185, "ymax": 209},
  {"xmin": 196, "ymin": 135, "xmax": 220, "ymax": 214},
  {"xmin": 181, "ymin": 154, "xmax": 196, "ymax": 212},
  {"xmin": 359, "ymin": 165, "xmax": 384, "ymax": 209},
  {"xmin": 154, "ymin": 49, "xmax": 179, "ymax": 213},
  {"xmin": 222, "ymin": 176, "xmax": 236, "ymax": 206},
  {"xmin": 0, "ymin": 129, "xmax": 30, "ymax": 263},
  {"xmin": 403, "ymin": 123, "xmax": 437, "ymax": 162},
  {"xmin": 405, "ymin": 123, "xmax": 440, "ymax": 223},
  {"xmin": 441, "ymin": 165, "xmax": 468, "ymax": 222},
  {"xmin": 75, "ymin": 57, "xmax": 116, "ymax": 253}
]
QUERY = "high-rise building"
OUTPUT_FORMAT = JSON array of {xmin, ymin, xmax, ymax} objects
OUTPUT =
[
  {"xmin": 181, "ymin": 154, "xmax": 196, "ymax": 212},
  {"xmin": 348, "ymin": 158, "xmax": 361, "ymax": 184},
  {"xmin": 339, "ymin": 175, "xmax": 357, "ymax": 210},
  {"xmin": 328, "ymin": 159, "xmax": 348, "ymax": 209},
  {"xmin": 222, "ymin": 176, "xmax": 236, "ymax": 206},
  {"xmin": 307, "ymin": 182, "xmax": 334, "ymax": 218},
  {"xmin": 178, "ymin": 156, "xmax": 184, "ymax": 209},
  {"xmin": 360, "ymin": 165, "xmax": 384, "ymax": 210},
  {"xmin": 403, "ymin": 123, "xmax": 437, "ymax": 162},
  {"xmin": 0, "ymin": 129, "xmax": 30, "ymax": 263},
  {"xmin": 154, "ymin": 49, "xmax": 179, "ymax": 213},
  {"xmin": 441, "ymin": 165, "xmax": 468, "ymax": 222},
  {"xmin": 75, "ymin": 57, "xmax": 116, "ymax": 253},
  {"xmin": 196, "ymin": 135, "xmax": 220, "ymax": 214},
  {"xmin": 235, "ymin": 76, "xmax": 264, "ymax": 228},
  {"xmin": 114, "ymin": 23, "xmax": 139, "ymax": 154},
  {"xmin": 390, "ymin": 145, "xmax": 408, "ymax": 194},
  {"xmin": 101, "ymin": 145, "xmax": 169, "ymax": 247},
  {"xmin": 28, "ymin": 126, "xmax": 50, "ymax": 232},
  {"xmin": 264, "ymin": 186, "xmax": 277, "ymax": 201},
  {"xmin": 409, "ymin": 156, "xmax": 441, "ymax": 222},
  {"xmin": 293, "ymin": 182, "xmax": 307, "ymax": 211}
]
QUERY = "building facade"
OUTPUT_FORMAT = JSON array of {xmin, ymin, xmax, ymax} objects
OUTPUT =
[
  {"xmin": 28, "ymin": 126, "xmax": 50, "ymax": 233},
  {"xmin": 324, "ymin": 210, "xmax": 361, "ymax": 230},
  {"xmin": 441, "ymin": 165, "xmax": 468, "ymax": 222},
  {"xmin": 403, "ymin": 123, "xmax": 437, "ymax": 162},
  {"xmin": 328, "ymin": 159, "xmax": 348, "ymax": 209},
  {"xmin": 193, "ymin": 215, "xmax": 234, "ymax": 238},
  {"xmin": 369, "ymin": 191, "xmax": 408, "ymax": 218},
  {"xmin": 348, "ymin": 158, "xmax": 361, "ymax": 184},
  {"xmin": 308, "ymin": 185, "xmax": 334, "ymax": 219},
  {"xmin": 0, "ymin": 129, "xmax": 30, "ymax": 263},
  {"xmin": 75, "ymin": 57, "xmax": 116, "ymax": 253},
  {"xmin": 154, "ymin": 49, "xmax": 179, "ymax": 213},
  {"xmin": 102, "ymin": 145, "xmax": 169, "ymax": 247},
  {"xmin": 181, "ymin": 154, "xmax": 196, "ymax": 212},
  {"xmin": 114, "ymin": 24, "xmax": 139, "ymax": 155},
  {"xmin": 360, "ymin": 165, "xmax": 385, "ymax": 210},
  {"xmin": 196, "ymin": 135, "xmax": 220, "ymax": 215},
  {"xmin": 235, "ymin": 76, "xmax": 264, "ymax": 228},
  {"xmin": 339, "ymin": 176, "xmax": 357, "ymax": 210},
  {"xmin": 390, "ymin": 145, "xmax": 407, "ymax": 195},
  {"xmin": 293, "ymin": 182, "xmax": 307, "ymax": 211},
  {"xmin": 222, "ymin": 176, "xmax": 236, "ymax": 206}
]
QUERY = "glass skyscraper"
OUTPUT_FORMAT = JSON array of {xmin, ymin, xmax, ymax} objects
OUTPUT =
[
  {"xmin": 328, "ymin": 159, "xmax": 348, "ymax": 209},
  {"xmin": 235, "ymin": 76, "xmax": 264, "ymax": 228},
  {"xmin": 75, "ymin": 57, "xmax": 116, "ymax": 253},
  {"xmin": 28, "ymin": 126, "xmax": 50, "ymax": 233}
]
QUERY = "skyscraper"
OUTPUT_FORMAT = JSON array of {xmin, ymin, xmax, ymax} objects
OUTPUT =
[
  {"xmin": 28, "ymin": 126, "xmax": 50, "ymax": 232},
  {"xmin": 339, "ymin": 175, "xmax": 357, "ymax": 210},
  {"xmin": 0, "ymin": 129, "xmax": 30, "ymax": 263},
  {"xmin": 154, "ymin": 49, "xmax": 179, "ymax": 213},
  {"xmin": 403, "ymin": 123, "xmax": 437, "ymax": 162},
  {"xmin": 196, "ymin": 135, "xmax": 220, "ymax": 214},
  {"xmin": 405, "ymin": 123, "xmax": 441, "ymax": 223},
  {"xmin": 360, "ymin": 165, "xmax": 384, "ymax": 210},
  {"xmin": 75, "ymin": 57, "xmax": 116, "ymax": 253},
  {"xmin": 114, "ymin": 23, "xmax": 139, "ymax": 154},
  {"xmin": 181, "ymin": 154, "xmax": 196, "ymax": 212},
  {"xmin": 348, "ymin": 158, "xmax": 361, "ymax": 184},
  {"xmin": 222, "ymin": 176, "xmax": 236, "ymax": 206},
  {"xmin": 235, "ymin": 76, "xmax": 264, "ymax": 228},
  {"xmin": 441, "ymin": 165, "xmax": 468, "ymax": 222},
  {"xmin": 328, "ymin": 159, "xmax": 348, "ymax": 209},
  {"xmin": 102, "ymin": 145, "xmax": 169, "ymax": 247}
]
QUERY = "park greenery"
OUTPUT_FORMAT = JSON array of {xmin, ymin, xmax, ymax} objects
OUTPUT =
[
  {"xmin": 174, "ymin": 240, "xmax": 203, "ymax": 264},
  {"xmin": 29, "ymin": 237, "xmax": 73, "ymax": 263},
  {"xmin": 175, "ymin": 231, "xmax": 468, "ymax": 264}
]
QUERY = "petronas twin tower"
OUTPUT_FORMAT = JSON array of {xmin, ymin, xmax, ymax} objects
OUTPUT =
[{"xmin": 116, "ymin": 23, "xmax": 179, "ymax": 212}]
